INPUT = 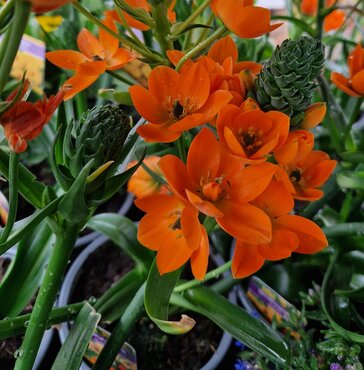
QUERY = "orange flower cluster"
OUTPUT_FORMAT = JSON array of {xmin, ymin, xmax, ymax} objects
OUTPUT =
[
  {"xmin": 129, "ymin": 35, "xmax": 336, "ymax": 280},
  {"xmin": 331, "ymin": 44, "xmax": 364, "ymax": 97},
  {"xmin": 300, "ymin": 0, "xmax": 345, "ymax": 32},
  {"xmin": 46, "ymin": 13, "xmax": 135, "ymax": 100}
]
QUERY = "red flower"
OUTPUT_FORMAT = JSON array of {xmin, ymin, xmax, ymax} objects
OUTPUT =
[
  {"xmin": 0, "ymin": 83, "xmax": 69, "ymax": 152},
  {"xmin": 30, "ymin": 0, "xmax": 70, "ymax": 13}
]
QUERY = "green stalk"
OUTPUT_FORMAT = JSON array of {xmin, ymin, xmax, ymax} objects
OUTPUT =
[
  {"xmin": 193, "ymin": 12, "xmax": 214, "ymax": 47},
  {"xmin": 0, "ymin": 151, "xmax": 19, "ymax": 243},
  {"xmin": 106, "ymin": 70, "xmax": 135, "ymax": 86},
  {"xmin": 0, "ymin": 0, "xmax": 31, "ymax": 95},
  {"xmin": 169, "ymin": 0, "xmax": 212, "ymax": 40},
  {"xmin": 175, "ymin": 26, "xmax": 227, "ymax": 71},
  {"xmin": 14, "ymin": 224, "xmax": 80, "ymax": 370},
  {"xmin": 0, "ymin": 0, "xmax": 16, "ymax": 25},
  {"xmin": 150, "ymin": 1, "xmax": 173, "ymax": 55},
  {"xmin": 92, "ymin": 283, "xmax": 145, "ymax": 370},
  {"xmin": 0, "ymin": 28, "xmax": 11, "ymax": 67},
  {"xmin": 322, "ymin": 222, "xmax": 364, "ymax": 238},
  {"xmin": 316, "ymin": 0, "xmax": 325, "ymax": 40},
  {"xmin": 174, "ymin": 261, "xmax": 232, "ymax": 293},
  {"xmin": 0, "ymin": 302, "xmax": 84, "ymax": 340}
]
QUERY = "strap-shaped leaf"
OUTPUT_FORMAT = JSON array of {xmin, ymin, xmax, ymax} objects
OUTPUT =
[
  {"xmin": 0, "ymin": 196, "xmax": 62, "ymax": 255},
  {"xmin": 0, "ymin": 221, "xmax": 55, "ymax": 317},
  {"xmin": 51, "ymin": 303, "xmax": 100, "ymax": 370},
  {"xmin": 183, "ymin": 285, "xmax": 290, "ymax": 366},
  {"xmin": 144, "ymin": 259, "xmax": 195, "ymax": 335},
  {"xmin": 337, "ymin": 171, "xmax": 364, "ymax": 191},
  {"xmin": 87, "ymin": 213, "xmax": 153, "ymax": 267},
  {"xmin": 0, "ymin": 147, "xmax": 46, "ymax": 208},
  {"xmin": 98, "ymin": 89, "xmax": 133, "ymax": 105}
]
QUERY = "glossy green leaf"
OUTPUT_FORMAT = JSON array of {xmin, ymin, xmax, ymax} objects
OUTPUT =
[
  {"xmin": 0, "ymin": 147, "xmax": 46, "ymax": 208},
  {"xmin": 337, "ymin": 171, "xmax": 364, "ymax": 191},
  {"xmin": 321, "ymin": 254, "xmax": 364, "ymax": 343},
  {"xmin": 340, "ymin": 151, "xmax": 364, "ymax": 163},
  {"xmin": 0, "ymin": 196, "xmax": 62, "ymax": 256},
  {"xmin": 87, "ymin": 213, "xmax": 153, "ymax": 267},
  {"xmin": 58, "ymin": 160, "xmax": 94, "ymax": 223},
  {"xmin": 181, "ymin": 285, "xmax": 290, "ymax": 366},
  {"xmin": 0, "ymin": 221, "xmax": 54, "ymax": 317},
  {"xmin": 51, "ymin": 303, "xmax": 100, "ymax": 370},
  {"xmin": 335, "ymin": 286, "xmax": 364, "ymax": 302},
  {"xmin": 145, "ymin": 260, "xmax": 195, "ymax": 334}
]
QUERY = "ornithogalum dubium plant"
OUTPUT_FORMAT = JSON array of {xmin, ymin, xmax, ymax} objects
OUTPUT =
[{"xmin": 0, "ymin": 0, "xmax": 363, "ymax": 369}]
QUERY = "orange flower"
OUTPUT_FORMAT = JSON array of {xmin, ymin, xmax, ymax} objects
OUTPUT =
[
  {"xmin": 300, "ymin": 0, "xmax": 345, "ymax": 32},
  {"xmin": 0, "ymin": 84, "xmax": 69, "ymax": 152},
  {"xmin": 232, "ymin": 175, "xmax": 328, "ymax": 278},
  {"xmin": 46, "ymin": 13, "xmax": 135, "ymax": 100},
  {"xmin": 106, "ymin": 0, "xmax": 176, "ymax": 31},
  {"xmin": 159, "ymin": 128, "xmax": 277, "ymax": 244},
  {"xmin": 129, "ymin": 63, "xmax": 232, "ymax": 142},
  {"xmin": 135, "ymin": 194, "xmax": 209, "ymax": 279},
  {"xmin": 30, "ymin": 0, "xmax": 70, "ymax": 13},
  {"xmin": 216, "ymin": 104, "xmax": 290, "ymax": 164},
  {"xmin": 281, "ymin": 149, "xmax": 336, "ymax": 201},
  {"xmin": 210, "ymin": 0, "xmax": 282, "ymax": 38},
  {"xmin": 331, "ymin": 44, "xmax": 364, "ymax": 97},
  {"xmin": 301, "ymin": 102, "xmax": 327, "ymax": 129},
  {"xmin": 127, "ymin": 156, "xmax": 169, "ymax": 198}
]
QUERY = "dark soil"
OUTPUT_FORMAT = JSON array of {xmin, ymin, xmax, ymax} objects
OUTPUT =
[{"xmin": 127, "ymin": 314, "xmax": 223, "ymax": 370}]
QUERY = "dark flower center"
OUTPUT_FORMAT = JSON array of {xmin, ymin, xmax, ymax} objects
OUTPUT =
[{"xmin": 173, "ymin": 100, "xmax": 184, "ymax": 119}]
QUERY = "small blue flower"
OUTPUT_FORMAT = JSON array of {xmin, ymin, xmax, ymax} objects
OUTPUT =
[
  {"xmin": 235, "ymin": 340, "xmax": 245, "ymax": 350},
  {"xmin": 330, "ymin": 363, "xmax": 344, "ymax": 370}
]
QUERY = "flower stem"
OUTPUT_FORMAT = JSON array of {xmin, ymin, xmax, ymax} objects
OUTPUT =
[
  {"xmin": 14, "ymin": 224, "xmax": 80, "ymax": 370},
  {"xmin": 169, "ymin": 0, "xmax": 212, "ymax": 40},
  {"xmin": 0, "ymin": 0, "xmax": 31, "ymax": 95},
  {"xmin": 0, "ymin": 151, "xmax": 19, "ymax": 244},
  {"xmin": 150, "ymin": 1, "xmax": 173, "ymax": 55},
  {"xmin": 92, "ymin": 283, "xmax": 145, "ymax": 370},
  {"xmin": 175, "ymin": 26, "xmax": 227, "ymax": 71},
  {"xmin": 176, "ymin": 136, "xmax": 187, "ymax": 163},
  {"xmin": 107, "ymin": 70, "xmax": 135, "ymax": 85},
  {"xmin": 344, "ymin": 98, "xmax": 363, "ymax": 139},
  {"xmin": 0, "ymin": 0, "xmax": 16, "ymax": 26},
  {"xmin": 174, "ymin": 260, "xmax": 232, "ymax": 293},
  {"xmin": 316, "ymin": 0, "xmax": 325, "ymax": 40}
]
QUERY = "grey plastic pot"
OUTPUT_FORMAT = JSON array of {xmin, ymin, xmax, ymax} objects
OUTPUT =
[
  {"xmin": 58, "ymin": 241, "xmax": 237, "ymax": 370},
  {"xmin": 1, "ymin": 250, "xmax": 53, "ymax": 370}
]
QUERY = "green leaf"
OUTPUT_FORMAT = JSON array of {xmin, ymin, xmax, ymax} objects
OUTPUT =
[
  {"xmin": 0, "ymin": 196, "xmax": 62, "ymax": 255},
  {"xmin": 337, "ymin": 171, "xmax": 364, "ymax": 191},
  {"xmin": 51, "ymin": 303, "xmax": 100, "ymax": 370},
  {"xmin": 87, "ymin": 213, "xmax": 153, "ymax": 267},
  {"xmin": 0, "ymin": 221, "xmax": 55, "ymax": 317},
  {"xmin": 95, "ymin": 269, "xmax": 146, "ymax": 322},
  {"xmin": 271, "ymin": 15, "xmax": 315, "ymax": 36},
  {"xmin": 0, "ymin": 147, "xmax": 46, "ymax": 208},
  {"xmin": 144, "ymin": 259, "xmax": 195, "ymax": 335},
  {"xmin": 335, "ymin": 286, "xmax": 364, "ymax": 302},
  {"xmin": 97, "ymin": 89, "xmax": 133, "ymax": 105},
  {"xmin": 181, "ymin": 285, "xmax": 290, "ymax": 366},
  {"xmin": 58, "ymin": 160, "xmax": 94, "ymax": 223},
  {"xmin": 340, "ymin": 151, "xmax": 364, "ymax": 163}
]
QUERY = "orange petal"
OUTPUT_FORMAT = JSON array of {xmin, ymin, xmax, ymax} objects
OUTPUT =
[
  {"xmin": 99, "ymin": 12, "xmax": 119, "ymax": 59},
  {"xmin": 185, "ymin": 189, "xmax": 224, "ymax": 218},
  {"xmin": 159, "ymin": 155, "xmax": 190, "ymax": 200},
  {"xmin": 135, "ymin": 194, "xmax": 181, "ymax": 214},
  {"xmin": 63, "ymin": 73, "xmax": 100, "ymax": 100},
  {"xmin": 77, "ymin": 28, "xmax": 104, "ymax": 60},
  {"xmin": 197, "ymin": 90, "xmax": 233, "ymax": 121},
  {"xmin": 218, "ymin": 203, "xmax": 272, "ymax": 244},
  {"xmin": 300, "ymin": 0, "xmax": 317, "ymax": 15},
  {"xmin": 191, "ymin": 226, "xmax": 209, "ymax": 280},
  {"xmin": 129, "ymin": 85, "xmax": 170, "ymax": 124},
  {"xmin": 168, "ymin": 113, "xmax": 207, "ymax": 133},
  {"xmin": 351, "ymin": 70, "xmax": 364, "ymax": 96},
  {"xmin": 257, "ymin": 228, "xmax": 299, "ymax": 261},
  {"xmin": 232, "ymin": 242, "xmax": 265, "ymax": 279},
  {"xmin": 275, "ymin": 215, "xmax": 328, "ymax": 254},
  {"xmin": 46, "ymin": 50, "xmax": 88, "ymax": 71},
  {"xmin": 234, "ymin": 61, "xmax": 262, "ymax": 75},
  {"xmin": 107, "ymin": 48, "xmax": 135, "ymax": 70},
  {"xmin": 177, "ymin": 62, "xmax": 210, "ymax": 110},
  {"xmin": 331, "ymin": 72, "xmax": 360, "ymax": 97},
  {"xmin": 181, "ymin": 205, "xmax": 202, "ymax": 251},
  {"xmin": 76, "ymin": 60, "xmax": 107, "ymax": 76},
  {"xmin": 348, "ymin": 44, "xmax": 364, "ymax": 78},
  {"xmin": 323, "ymin": 9, "xmax": 345, "ymax": 32},
  {"xmin": 301, "ymin": 102, "xmax": 327, "ymax": 129},
  {"xmin": 294, "ymin": 187, "xmax": 323, "ymax": 201},
  {"xmin": 208, "ymin": 36, "xmax": 238, "ymax": 65},
  {"xmin": 148, "ymin": 66, "xmax": 179, "ymax": 102},
  {"xmin": 137, "ymin": 122, "xmax": 181, "ymax": 143},
  {"xmin": 265, "ymin": 111, "xmax": 290, "ymax": 149}
]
